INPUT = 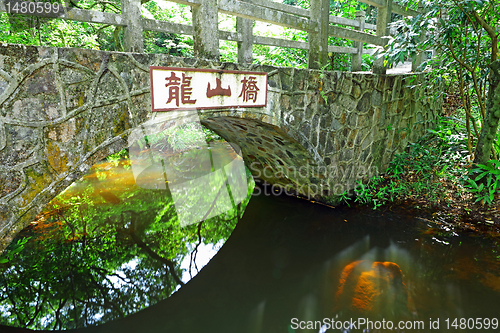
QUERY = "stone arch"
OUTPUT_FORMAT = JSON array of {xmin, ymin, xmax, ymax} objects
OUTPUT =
[
  {"xmin": 201, "ymin": 116, "xmax": 325, "ymax": 196},
  {"xmin": 0, "ymin": 136, "xmax": 129, "ymax": 254},
  {"xmin": 0, "ymin": 111, "xmax": 327, "ymax": 253},
  {"xmin": 0, "ymin": 44, "xmax": 443, "ymax": 252}
]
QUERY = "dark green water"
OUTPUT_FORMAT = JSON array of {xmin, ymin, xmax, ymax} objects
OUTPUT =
[{"xmin": 1, "ymin": 144, "xmax": 500, "ymax": 333}]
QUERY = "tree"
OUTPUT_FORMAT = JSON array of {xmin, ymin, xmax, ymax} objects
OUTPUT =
[{"xmin": 385, "ymin": 0, "xmax": 500, "ymax": 165}]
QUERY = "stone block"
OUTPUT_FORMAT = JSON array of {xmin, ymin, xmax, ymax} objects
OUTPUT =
[
  {"xmin": 0, "ymin": 171, "xmax": 22, "ymax": 199},
  {"xmin": 339, "ymin": 94, "xmax": 357, "ymax": 112},
  {"xmin": 351, "ymin": 82, "xmax": 362, "ymax": 99},
  {"xmin": 341, "ymin": 76, "xmax": 353, "ymax": 95},
  {"xmin": 280, "ymin": 94, "xmax": 292, "ymax": 111},
  {"xmin": 279, "ymin": 69, "xmax": 293, "ymax": 91},
  {"xmin": 320, "ymin": 114, "xmax": 332, "ymax": 129},
  {"xmin": 332, "ymin": 118, "xmax": 342, "ymax": 131},
  {"xmin": 293, "ymin": 72, "xmax": 306, "ymax": 91},
  {"xmin": 291, "ymin": 93, "xmax": 305, "ymax": 108},
  {"xmin": 357, "ymin": 92, "xmax": 371, "ymax": 113},
  {"xmin": 95, "ymin": 71, "xmax": 125, "ymax": 105},
  {"xmin": 361, "ymin": 131, "xmax": 372, "ymax": 150},
  {"xmin": 0, "ymin": 125, "xmax": 38, "ymax": 168},
  {"xmin": 371, "ymin": 90, "xmax": 382, "ymax": 107}
]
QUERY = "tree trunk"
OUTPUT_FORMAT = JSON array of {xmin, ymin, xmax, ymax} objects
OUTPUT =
[{"xmin": 473, "ymin": 60, "xmax": 500, "ymax": 165}]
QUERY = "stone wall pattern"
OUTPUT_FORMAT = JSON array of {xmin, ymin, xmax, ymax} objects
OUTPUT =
[{"xmin": 0, "ymin": 43, "xmax": 442, "ymax": 252}]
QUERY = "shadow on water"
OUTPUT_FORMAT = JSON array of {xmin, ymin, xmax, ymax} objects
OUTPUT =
[{"xmin": 1, "ymin": 149, "xmax": 500, "ymax": 332}]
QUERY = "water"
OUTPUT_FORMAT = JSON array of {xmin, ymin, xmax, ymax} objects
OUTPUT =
[{"xmin": 1, "ymin": 144, "xmax": 500, "ymax": 332}]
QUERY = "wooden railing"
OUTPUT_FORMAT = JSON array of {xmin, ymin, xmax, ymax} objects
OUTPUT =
[{"xmin": 0, "ymin": 0, "xmax": 423, "ymax": 73}]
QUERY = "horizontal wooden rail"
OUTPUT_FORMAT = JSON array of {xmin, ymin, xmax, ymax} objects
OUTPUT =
[
  {"xmin": 329, "ymin": 25, "xmax": 386, "ymax": 46},
  {"xmin": 330, "ymin": 16, "xmax": 376, "ymax": 31},
  {"xmin": 392, "ymin": 3, "xmax": 420, "ymax": 17},
  {"xmin": 0, "ymin": 0, "xmax": 424, "ymax": 72},
  {"xmin": 142, "ymin": 17, "xmax": 194, "ymax": 35},
  {"xmin": 248, "ymin": 0, "xmax": 377, "ymax": 30},
  {"xmin": 358, "ymin": 0, "xmax": 386, "ymax": 8},
  {"xmin": 143, "ymin": 17, "xmax": 371, "ymax": 55},
  {"xmin": 218, "ymin": 0, "xmax": 315, "ymax": 32}
]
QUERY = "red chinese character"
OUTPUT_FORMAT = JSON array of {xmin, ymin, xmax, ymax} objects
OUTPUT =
[
  {"xmin": 165, "ymin": 72, "xmax": 197, "ymax": 107},
  {"xmin": 238, "ymin": 76, "xmax": 259, "ymax": 103}
]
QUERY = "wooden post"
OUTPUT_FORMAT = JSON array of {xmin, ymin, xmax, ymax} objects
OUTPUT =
[
  {"xmin": 411, "ymin": 31, "xmax": 426, "ymax": 72},
  {"xmin": 192, "ymin": 0, "xmax": 219, "ymax": 61},
  {"xmin": 237, "ymin": 0, "xmax": 253, "ymax": 64},
  {"xmin": 373, "ymin": 0, "xmax": 392, "ymax": 74},
  {"xmin": 351, "ymin": 10, "xmax": 365, "ymax": 72},
  {"xmin": 412, "ymin": 4, "xmax": 426, "ymax": 72},
  {"xmin": 121, "ymin": 0, "xmax": 143, "ymax": 53},
  {"xmin": 308, "ymin": 0, "xmax": 329, "ymax": 69}
]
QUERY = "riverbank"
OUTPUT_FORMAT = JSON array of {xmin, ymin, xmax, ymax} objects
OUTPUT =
[{"xmin": 341, "ymin": 113, "xmax": 500, "ymax": 236}]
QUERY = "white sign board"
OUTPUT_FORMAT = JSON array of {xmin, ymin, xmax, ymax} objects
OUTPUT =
[{"xmin": 150, "ymin": 66, "xmax": 268, "ymax": 111}]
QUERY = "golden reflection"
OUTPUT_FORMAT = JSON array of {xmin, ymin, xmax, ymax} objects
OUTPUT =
[{"xmin": 335, "ymin": 260, "xmax": 409, "ymax": 316}]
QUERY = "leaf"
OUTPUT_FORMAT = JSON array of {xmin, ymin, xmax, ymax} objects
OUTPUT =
[
  {"xmin": 0, "ymin": 258, "xmax": 8, "ymax": 264},
  {"xmin": 399, "ymin": 52, "xmax": 405, "ymax": 64}
]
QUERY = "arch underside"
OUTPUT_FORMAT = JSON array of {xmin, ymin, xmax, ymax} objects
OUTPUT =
[{"xmin": 202, "ymin": 116, "xmax": 329, "ymax": 198}]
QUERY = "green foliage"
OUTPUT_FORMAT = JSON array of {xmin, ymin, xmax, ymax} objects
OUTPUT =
[
  {"xmin": 0, "ymin": 148, "xmax": 254, "ymax": 329},
  {"xmin": 164, "ymin": 122, "xmax": 206, "ymax": 151},
  {"xmin": 0, "ymin": 0, "xmax": 195, "ymax": 54},
  {"xmin": 353, "ymin": 116, "xmax": 475, "ymax": 209},
  {"xmin": 202, "ymin": 126, "xmax": 223, "ymax": 142},
  {"xmin": 465, "ymin": 160, "xmax": 500, "ymax": 205},
  {"xmin": 384, "ymin": 0, "xmax": 500, "ymax": 163},
  {"xmin": 145, "ymin": 122, "xmax": 216, "ymax": 153},
  {"xmin": 353, "ymin": 115, "xmax": 500, "ymax": 209},
  {"xmin": 0, "ymin": 0, "xmax": 378, "ymax": 71},
  {"xmin": 339, "ymin": 190, "xmax": 351, "ymax": 207},
  {"xmin": 0, "ymin": 237, "xmax": 30, "ymax": 264}
]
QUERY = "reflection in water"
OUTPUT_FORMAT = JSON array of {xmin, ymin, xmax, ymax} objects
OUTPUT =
[
  {"xmin": 128, "ymin": 111, "xmax": 249, "ymax": 227},
  {"xmin": 0, "ymin": 140, "xmax": 254, "ymax": 330},
  {"xmin": 1, "ymin": 150, "xmax": 500, "ymax": 331},
  {"xmin": 334, "ymin": 260, "xmax": 409, "ymax": 317}
]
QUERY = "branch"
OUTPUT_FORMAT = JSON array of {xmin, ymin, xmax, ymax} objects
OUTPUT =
[
  {"xmin": 189, "ymin": 221, "xmax": 204, "ymax": 279},
  {"xmin": 68, "ymin": 0, "xmax": 85, "ymax": 9},
  {"xmin": 447, "ymin": 38, "xmax": 475, "ymax": 72},
  {"xmin": 26, "ymin": 298, "xmax": 45, "ymax": 327},
  {"xmin": 4, "ymin": 288, "xmax": 25, "ymax": 326},
  {"xmin": 471, "ymin": 10, "xmax": 498, "ymax": 61},
  {"xmin": 88, "ymin": 273, "xmax": 125, "ymax": 318},
  {"xmin": 53, "ymin": 298, "xmax": 67, "ymax": 330},
  {"xmin": 452, "ymin": 0, "xmax": 480, "ymax": 36},
  {"xmin": 87, "ymin": 0, "xmax": 121, "ymax": 12},
  {"xmin": 188, "ymin": 180, "xmax": 227, "ymax": 278},
  {"xmin": 128, "ymin": 226, "xmax": 185, "ymax": 287}
]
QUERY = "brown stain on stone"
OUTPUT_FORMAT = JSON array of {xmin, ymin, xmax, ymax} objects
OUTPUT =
[
  {"xmin": 20, "ymin": 165, "xmax": 54, "ymax": 206},
  {"xmin": 47, "ymin": 120, "xmax": 77, "ymax": 143},
  {"xmin": 47, "ymin": 141, "xmax": 69, "ymax": 174},
  {"xmin": 113, "ymin": 104, "xmax": 131, "ymax": 136}
]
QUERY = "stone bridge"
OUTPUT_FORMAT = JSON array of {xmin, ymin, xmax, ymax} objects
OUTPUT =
[{"xmin": 0, "ymin": 43, "xmax": 441, "ymax": 250}]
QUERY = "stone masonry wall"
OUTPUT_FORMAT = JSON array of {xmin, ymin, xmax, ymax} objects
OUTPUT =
[{"xmin": 0, "ymin": 43, "xmax": 442, "ymax": 252}]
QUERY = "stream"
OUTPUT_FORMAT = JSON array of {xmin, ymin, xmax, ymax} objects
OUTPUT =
[{"xmin": 1, "ymin": 140, "xmax": 499, "ymax": 333}]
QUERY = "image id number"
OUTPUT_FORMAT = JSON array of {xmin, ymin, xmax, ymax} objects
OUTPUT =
[
  {"xmin": 6, "ymin": 1, "xmax": 62, "ymax": 14},
  {"xmin": 445, "ymin": 318, "xmax": 498, "ymax": 330}
]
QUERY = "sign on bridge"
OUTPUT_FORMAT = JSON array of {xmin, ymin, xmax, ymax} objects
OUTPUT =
[{"xmin": 150, "ymin": 67, "xmax": 267, "ymax": 112}]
